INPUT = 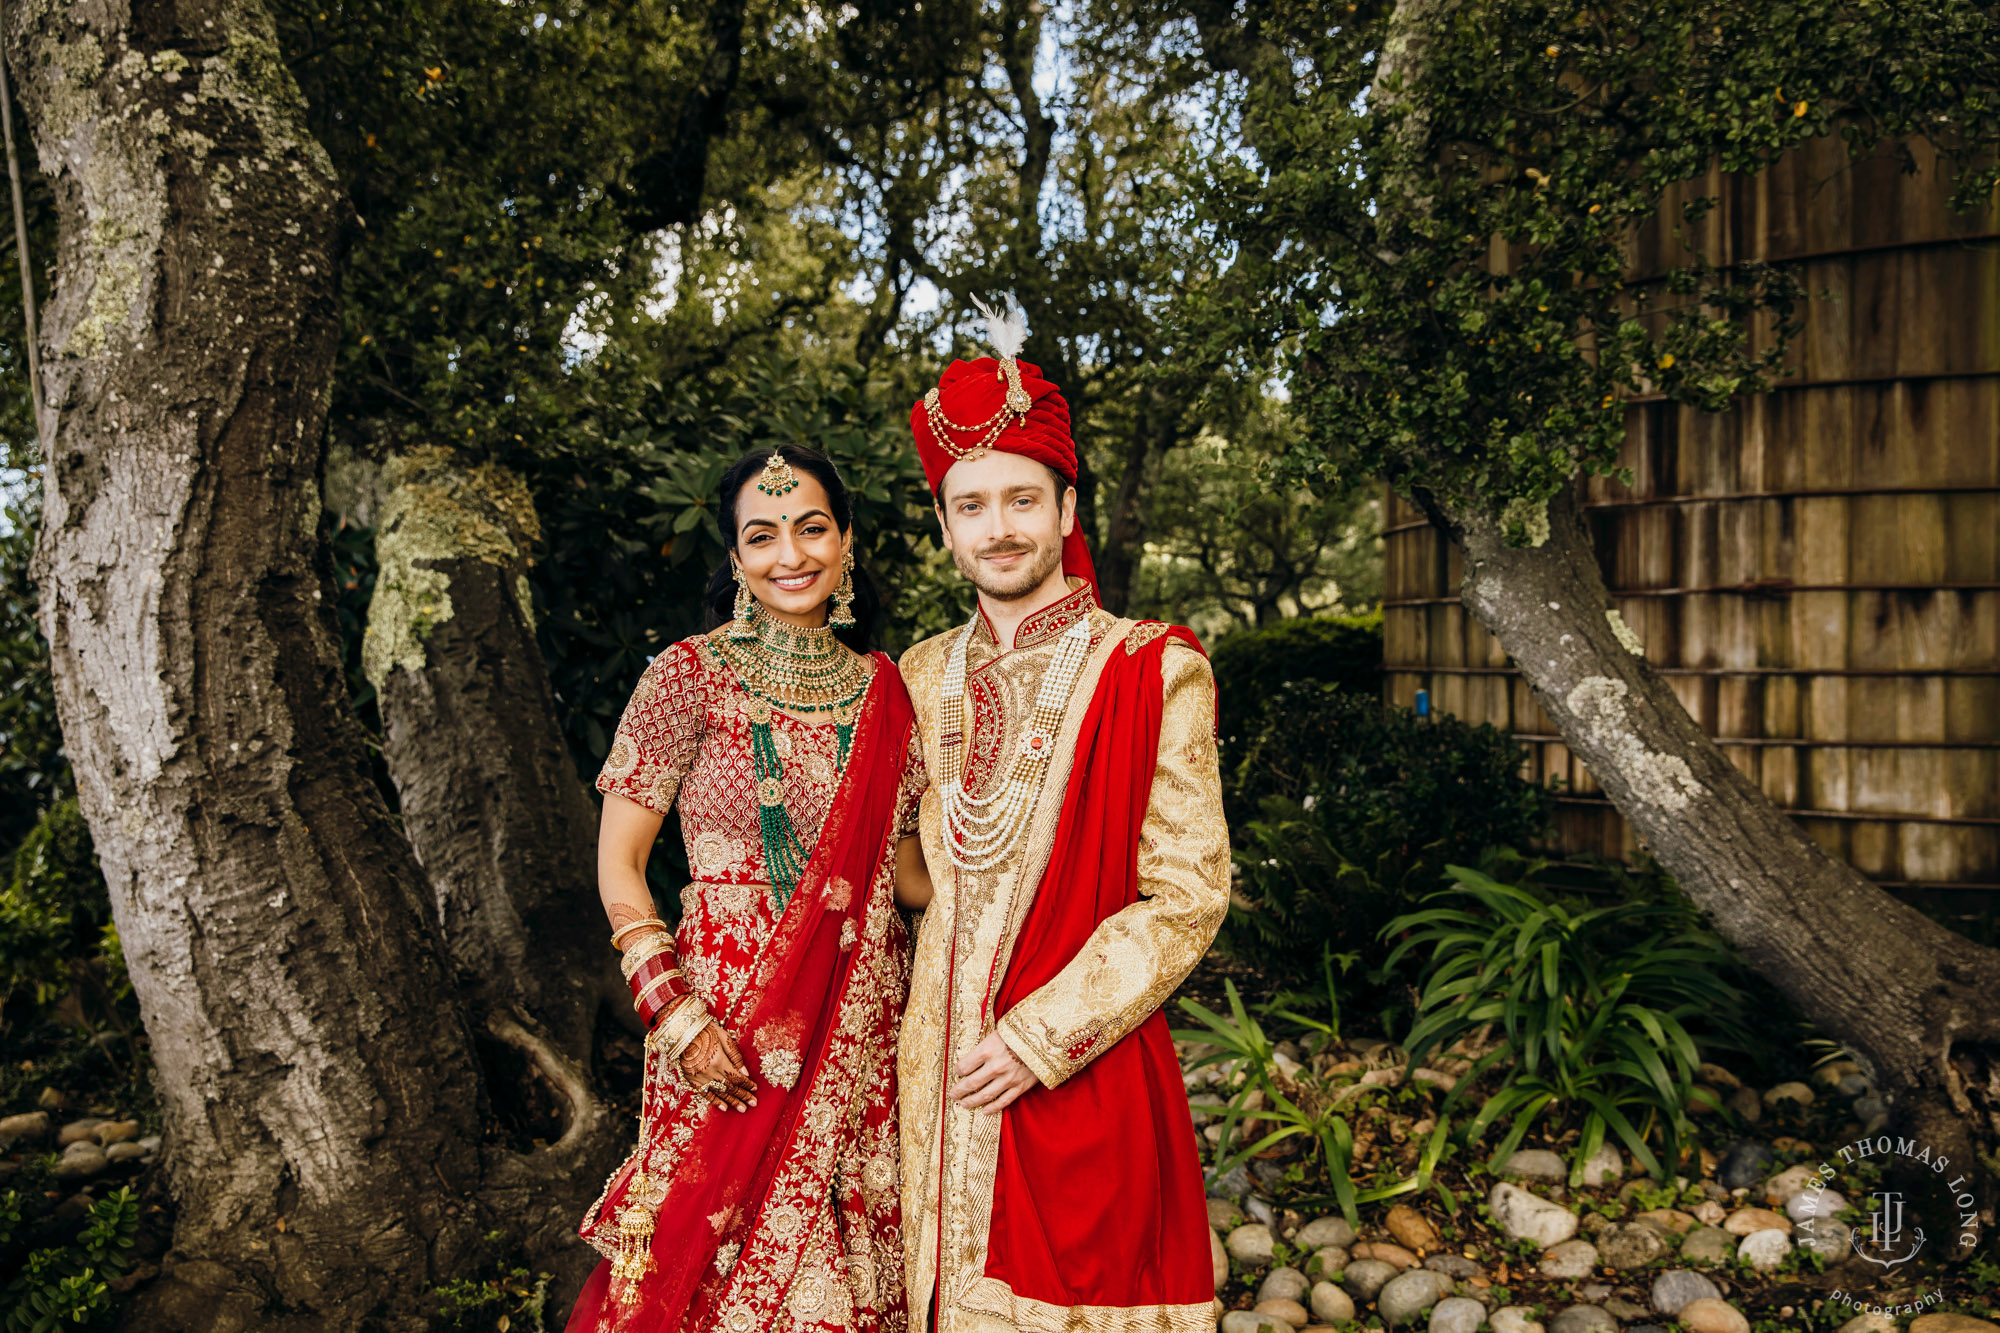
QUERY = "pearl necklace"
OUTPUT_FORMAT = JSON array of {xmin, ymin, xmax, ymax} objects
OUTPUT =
[{"xmin": 936, "ymin": 616, "xmax": 1093, "ymax": 871}]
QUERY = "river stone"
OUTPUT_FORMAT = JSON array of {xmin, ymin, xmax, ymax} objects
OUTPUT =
[
  {"xmin": 1909, "ymin": 1317, "xmax": 2000, "ymax": 1333},
  {"xmin": 1209, "ymin": 1197, "xmax": 1246, "ymax": 1230},
  {"xmin": 1725, "ymin": 1086, "xmax": 1762, "ymax": 1122},
  {"xmin": 1763, "ymin": 1081, "xmax": 1814, "ymax": 1107},
  {"xmin": 1429, "ymin": 1297, "xmax": 1487, "ymax": 1333},
  {"xmin": 94, "ymin": 1119, "xmax": 139, "ymax": 1145},
  {"xmin": 1834, "ymin": 1315, "xmax": 1896, "ymax": 1333},
  {"xmin": 1340, "ymin": 1258, "xmax": 1399, "ymax": 1302},
  {"xmin": 1310, "ymin": 1281, "xmax": 1355, "ymax": 1323},
  {"xmin": 1580, "ymin": 1142, "xmax": 1623, "ymax": 1186},
  {"xmin": 1723, "ymin": 1206, "xmax": 1788, "ymax": 1235},
  {"xmin": 1304, "ymin": 1245, "xmax": 1349, "ymax": 1279},
  {"xmin": 53, "ymin": 1143, "xmax": 108, "ymax": 1180},
  {"xmin": 56, "ymin": 1119, "xmax": 103, "ymax": 1146},
  {"xmin": 1491, "ymin": 1308, "xmax": 1546, "ymax": 1333},
  {"xmin": 137, "ymin": 1135, "xmax": 162, "ymax": 1154},
  {"xmin": 1692, "ymin": 1200, "xmax": 1727, "ymax": 1226},
  {"xmin": 1246, "ymin": 1195, "xmax": 1279, "ymax": 1228},
  {"xmin": 1648, "ymin": 1269, "xmax": 1721, "ymax": 1315},
  {"xmin": 1633, "ymin": 1208, "xmax": 1698, "ymax": 1238},
  {"xmin": 1678, "ymin": 1226, "xmax": 1734, "ymax": 1264},
  {"xmin": 1736, "ymin": 1228, "xmax": 1791, "ymax": 1272},
  {"xmin": 1489, "ymin": 1182, "xmax": 1578, "ymax": 1248},
  {"xmin": 1210, "ymin": 1229, "xmax": 1229, "ymax": 1288},
  {"xmin": 1539, "ymin": 1239, "xmax": 1599, "ymax": 1278},
  {"xmin": 1387, "ymin": 1204, "xmax": 1440, "ymax": 1252},
  {"xmin": 1358, "ymin": 1241, "xmax": 1420, "ymax": 1270},
  {"xmin": 1785, "ymin": 1188, "xmax": 1845, "ymax": 1222},
  {"xmin": 1212, "ymin": 1164, "xmax": 1254, "ymax": 1200},
  {"xmin": 1716, "ymin": 1141, "xmax": 1773, "ymax": 1190},
  {"xmin": 1677, "ymin": 1298, "xmax": 1750, "ymax": 1333},
  {"xmin": 1377, "ymin": 1270, "xmax": 1452, "ymax": 1327},
  {"xmin": 1253, "ymin": 1297, "xmax": 1309, "ymax": 1328},
  {"xmin": 1793, "ymin": 1216, "xmax": 1852, "ymax": 1259},
  {"xmin": 104, "ymin": 1141, "xmax": 147, "ymax": 1163},
  {"xmin": 0, "ymin": 1111, "xmax": 51, "ymax": 1146},
  {"xmin": 1547, "ymin": 1306, "xmax": 1617, "ymax": 1333},
  {"xmin": 1500, "ymin": 1148, "xmax": 1569, "ymax": 1181},
  {"xmin": 1219, "ymin": 1313, "xmax": 1290, "ymax": 1333},
  {"xmin": 1598, "ymin": 1221, "xmax": 1666, "ymax": 1268},
  {"xmin": 1605, "ymin": 1298, "xmax": 1651, "ymax": 1322},
  {"xmin": 1763, "ymin": 1164, "xmax": 1819, "ymax": 1205},
  {"xmin": 1424, "ymin": 1254, "xmax": 1483, "ymax": 1280},
  {"xmin": 1295, "ymin": 1215, "xmax": 1356, "ymax": 1250},
  {"xmin": 1259, "ymin": 1268, "xmax": 1310, "ymax": 1305},
  {"xmin": 1227, "ymin": 1223, "xmax": 1276, "ymax": 1267}
]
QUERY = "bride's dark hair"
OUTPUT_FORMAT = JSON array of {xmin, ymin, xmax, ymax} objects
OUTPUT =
[{"xmin": 702, "ymin": 444, "xmax": 880, "ymax": 653}]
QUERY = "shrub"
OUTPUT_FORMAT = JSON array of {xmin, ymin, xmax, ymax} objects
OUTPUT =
[
  {"xmin": 1383, "ymin": 863, "xmax": 1752, "ymax": 1183},
  {"xmin": 0, "ymin": 799, "xmax": 119, "ymax": 1030},
  {"xmin": 1209, "ymin": 611, "xmax": 1382, "ymax": 758},
  {"xmin": 0, "ymin": 1187, "xmax": 139, "ymax": 1333}
]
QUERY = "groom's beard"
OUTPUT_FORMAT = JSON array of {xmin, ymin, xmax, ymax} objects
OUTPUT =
[{"xmin": 952, "ymin": 532, "xmax": 1065, "ymax": 601}]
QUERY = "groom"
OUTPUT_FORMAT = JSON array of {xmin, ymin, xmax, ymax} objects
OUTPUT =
[{"xmin": 896, "ymin": 321, "xmax": 1231, "ymax": 1333}]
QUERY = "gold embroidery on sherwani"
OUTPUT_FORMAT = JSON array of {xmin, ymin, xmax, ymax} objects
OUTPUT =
[{"xmin": 899, "ymin": 608, "xmax": 1231, "ymax": 1333}]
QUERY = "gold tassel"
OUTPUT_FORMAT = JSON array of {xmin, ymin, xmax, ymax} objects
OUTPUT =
[{"xmin": 609, "ymin": 1170, "xmax": 656, "ymax": 1300}]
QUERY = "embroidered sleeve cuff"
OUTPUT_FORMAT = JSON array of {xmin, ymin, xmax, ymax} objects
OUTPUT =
[{"xmin": 996, "ymin": 1012, "xmax": 1073, "ymax": 1090}]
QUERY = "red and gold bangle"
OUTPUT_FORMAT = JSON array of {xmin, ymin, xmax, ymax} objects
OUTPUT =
[
  {"xmin": 633, "ymin": 970, "xmax": 692, "ymax": 1027},
  {"xmin": 626, "ymin": 952, "xmax": 679, "ymax": 998},
  {"xmin": 620, "ymin": 933, "xmax": 677, "ymax": 983}
]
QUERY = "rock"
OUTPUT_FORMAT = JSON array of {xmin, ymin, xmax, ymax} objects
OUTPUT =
[
  {"xmin": 1685, "ymin": 1083, "xmax": 1721, "ymax": 1115},
  {"xmin": 137, "ymin": 1135, "xmax": 162, "ymax": 1154},
  {"xmin": 1837, "ymin": 1073, "xmax": 1870, "ymax": 1097},
  {"xmin": 1538, "ymin": 1239, "xmax": 1599, "ymax": 1278},
  {"xmin": 36, "ymin": 1087, "xmax": 65, "ymax": 1111},
  {"xmin": 1834, "ymin": 1314, "xmax": 1896, "ymax": 1333},
  {"xmin": 1209, "ymin": 1197, "xmax": 1246, "ymax": 1230},
  {"xmin": 1547, "ymin": 1307, "xmax": 1617, "ymax": 1333},
  {"xmin": 1736, "ymin": 1228, "xmax": 1791, "ymax": 1272},
  {"xmin": 1691, "ymin": 1200, "xmax": 1726, "ymax": 1226},
  {"xmin": 1597, "ymin": 1221, "xmax": 1665, "ymax": 1268},
  {"xmin": 1304, "ymin": 1246, "xmax": 1348, "ymax": 1278},
  {"xmin": 1677, "ymin": 1226, "xmax": 1734, "ymax": 1264},
  {"xmin": 1580, "ymin": 1143, "xmax": 1623, "ymax": 1186},
  {"xmin": 1423, "ymin": 1254, "xmax": 1483, "ymax": 1280},
  {"xmin": 1356, "ymin": 1240, "xmax": 1420, "ymax": 1270},
  {"xmin": 1853, "ymin": 1094, "xmax": 1887, "ymax": 1126},
  {"xmin": 1500, "ymin": 1148, "xmax": 1569, "ymax": 1180},
  {"xmin": 1309, "ymin": 1281, "xmax": 1355, "ymax": 1323},
  {"xmin": 1246, "ymin": 1195, "xmax": 1279, "ymax": 1228},
  {"xmin": 1220, "ymin": 1313, "xmax": 1291, "ymax": 1333},
  {"xmin": 1762, "ymin": 1081, "xmax": 1814, "ymax": 1108},
  {"xmin": 1259, "ymin": 1268, "xmax": 1310, "ymax": 1305},
  {"xmin": 1212, "ymin": 1164, "xmax": 1254, "ymax": 1200},
  {"xmin": 53, "ymin": 1143, "xmax": 108, "ymax": 1180},
  {"xmin": 0, "ymin": 1111, "xmax": 52, "ymax": 1147},
  {"xmin": 1209, "ymin": 1228, "xmax": 1230, "ymax": 1288},
  {"xmin": 1722, "ymin": 1206, "xmax": 1789, "ymax": 1235},
  {"xmin": 1227, "ymin": 1223, "xmax": 1276, "ymax": 1268},
  {"xmin": 1648, "ymin": 1269, "xmax": 1721, "ymax": 1315},
  {"xmin": 1792, "ymin": 1216, "xmax": 1852, "ymax": 1259},
  {"xmin": 1910, "ymin": 1318, "xmax": 2000, "ymax": 1333},
  {"xmin": 1676, "ymin": 1298, "xmax": 1750, "ymax": 1333},
  {"xmin": 1578, "ymin": 1210, "xmax": 1609, "ymax": 1236},
  {"xmin": 104, "ymin": 1141, "xmax": 147, "ymax": 1163},
  {"xmin": 1605, "ymin": 1298, "xmax": 1651, "ymax": 1321},
  {"xmin": 1762, "ymin": 1164, "xmax": 1819, "ymax": 1205},
  {"xmin": 1696, "ymin": 1062, "xmax": 1742, "ymax": 1089},
  {"xmin": 1716, "ymin": 1141, "xmax": 1772, "ymax": 1190},
  {"xmin": 1491, "ymin": 1308, "xmax": 1546, "ymax": 1333},
  {"xmin": 1785, "ymin": 1188, "xmax": 1845, "ymax": 1222},
  {"xmin": 1295, "ymin": 1215, "xmax": 1356, "ymax": 1250},
  {"xmin": 1253, "ymin": 1298, "xmax": 1309, "ymax": 1328},
  {"xmin": 57, "ymin": 1119, "xmax": 103, "ymax": 1146},
  {"xmin": 1724, "ymin": 1086, "xmax": 1762, "ymax": 1122},
  {"xmin": 1812, "ymin": 1059, "xmax": 1860, "ymax": 1087},
  {"xmin": 1632, "ymin": 1208, "xmax": 1698, "ymax": 1238},
  {"xmin": 1339, "ymin": 1258, "xmax": 1399, "ymax": 1302},
  {"xmin": 1489, "ymin": 1182, "xmax": 1579, "ymax": 1248},
  {"xmin": 1429, "ymin": 1297, "xmax": 1487, "ymax": 1333},
  {"xmin": 1386, "ymin": 1204, "xmax": 1440, "ymax": 1253},
  {"xmin": 1377, "ymin": 1270, "xmax": 1452, "ymax": 1327},
  {"xmin": 53, "ymin": 1194, "xmax": 93, "ymax": 1224},
  {"xmin": 94, "ymin": 1119, "xmax": 140, "ymax": 1146},
  {"xmin": 1577, "ymin": 1283, "xmax": 1612, "ymax": 1303}
]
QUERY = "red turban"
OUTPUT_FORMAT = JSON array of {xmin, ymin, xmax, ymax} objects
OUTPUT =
[{"xmin": 910, "ymin": 356, "xmax": 1096, "ymax": 592}]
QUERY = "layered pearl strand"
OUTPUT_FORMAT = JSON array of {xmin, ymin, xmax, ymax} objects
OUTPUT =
[{"xmin": 936, "ymin": 615, "xmax": 1093, "ymax": 871}]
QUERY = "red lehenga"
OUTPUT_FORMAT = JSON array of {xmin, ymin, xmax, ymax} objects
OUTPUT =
[{"xmin": 566, "ymin": 630, "xmax": 923, "ymax": 1333}]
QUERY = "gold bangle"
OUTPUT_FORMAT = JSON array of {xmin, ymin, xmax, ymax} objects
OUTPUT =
[
  {"xmin": 632, "ymin": 969, "xmax": 687, "ymax": 1011},
  {"xmin": 610, "ymin": 917, "xmax": 667, "ymax": 949},
  {"xmin": 619, "ymin": 933, "xmax": 674, "ymax": 981}
]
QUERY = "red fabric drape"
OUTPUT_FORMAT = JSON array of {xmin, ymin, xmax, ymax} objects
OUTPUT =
[
  {"xmin": 566, "ymin": 657, "xmax": 915, "ymax": 1333},
  {"xmin": 982, "ymin": 628, "xmax": 1213, "ymax": 1310}
]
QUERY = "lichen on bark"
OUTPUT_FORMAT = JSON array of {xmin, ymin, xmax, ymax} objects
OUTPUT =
[
  {"xmin": 1605, "ymin": 608, "xmax": 1645, "ymax": 656},
  {"xmin": 361, "ymin": 448, "xmax": 542, "ymax": 688},
  {"xmin": 1563, "ymin": 675, "xmax": 1705, "ymax": 810}
]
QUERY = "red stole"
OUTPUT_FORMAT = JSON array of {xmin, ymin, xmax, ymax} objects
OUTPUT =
[{"xmin": 983, "ymin": 627, "xmax": 1213, "ymax": 1309}]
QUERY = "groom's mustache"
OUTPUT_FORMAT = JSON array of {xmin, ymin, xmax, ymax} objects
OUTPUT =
[{"xmin": 974, "ymin": 541, "xmax": 1038, "ymax": 559}]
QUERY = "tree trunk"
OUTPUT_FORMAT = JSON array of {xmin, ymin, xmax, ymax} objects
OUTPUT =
[
  {"xmin": 10, "ymin": 6, "xmax": 617, "ymax": 1324},
  {"xmin": 1439, "ymin": 485, "xmax": 2000, "ymax": 1250},
  {"xmin": 362, "ymin": 446, "xmax": 622, "ymax": 1060}
]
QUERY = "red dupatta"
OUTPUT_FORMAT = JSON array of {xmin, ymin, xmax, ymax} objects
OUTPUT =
[{"xmin": 568, "ymin": 654, "xmax": 915, "ymax": 1333}]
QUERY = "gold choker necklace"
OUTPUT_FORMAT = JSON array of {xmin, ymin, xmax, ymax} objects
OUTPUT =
[{"xmin": 713, "ymin": 604, "xmax": 871, "ymax": 717}]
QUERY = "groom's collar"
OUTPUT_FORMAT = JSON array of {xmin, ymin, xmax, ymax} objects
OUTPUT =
[{"xmin": 972, "ymin": 576, "xmax": 1100, "ymax": 652}]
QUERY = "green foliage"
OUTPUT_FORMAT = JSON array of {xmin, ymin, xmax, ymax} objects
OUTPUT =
[
  {"xmin": 1209, "ymin": 612, "xmax": 1383, "ymax": 750},
  {"xmin": 0, "ymin": 799, "xmax": 122, "ymax": 1032},
  {"xmin": 0, "ymin": 487, "xmax": 66, "ymax": 859},
  {"xmin": 1382, "ymin": 864, "xmax": 1750, "ymax": 1182},
  {"xmin": 0, "ymin": 1188, "xmax": 139, "ymax": 1333},
  {"xmin": 429, "ymin": 1263, "xmax": 549, "ymax": 1333},
  {"xmin": 1180, "ymin": 0, "xmax": 2000, "ymax": 530}
]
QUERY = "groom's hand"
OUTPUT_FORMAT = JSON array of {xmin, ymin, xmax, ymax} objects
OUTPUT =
[{"xmin": 949, "ymin": 1030, "xmax": 1038, "ymax": 1115}]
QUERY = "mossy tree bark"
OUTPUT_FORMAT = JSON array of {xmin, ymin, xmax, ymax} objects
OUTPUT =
[{"xmin": 7, "ymin": 3, "xmax": 615, "ymax": 1325}]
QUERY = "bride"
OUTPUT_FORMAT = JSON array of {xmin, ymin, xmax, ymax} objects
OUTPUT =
[{"xmin": 566, "ymin": 445, "xmax": 927, "ymax": 1333}]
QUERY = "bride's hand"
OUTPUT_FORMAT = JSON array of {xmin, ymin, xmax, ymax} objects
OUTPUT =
[{"xmin": 680, "ymin": 1022, "xmax": 758, "ymax": 1112}]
